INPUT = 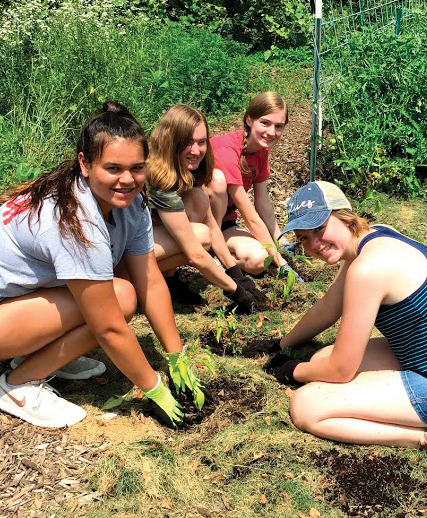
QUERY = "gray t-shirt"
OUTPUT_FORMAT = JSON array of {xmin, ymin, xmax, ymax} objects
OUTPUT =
[{"xmin": 0, "ymin": 178, "xmax": 153, "ymax": 300}]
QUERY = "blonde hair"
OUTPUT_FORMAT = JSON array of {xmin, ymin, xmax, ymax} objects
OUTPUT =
[
  {"xmin": 240, "ymin": 91, "xmax": 288, "ymax": 174},
  {"xmin": 333, "ymin": 209, "xmax": 370, "ymax": 236},
  {"xmin": 147, "ymin": 104, "xmax": 214, "ymax": 195}
]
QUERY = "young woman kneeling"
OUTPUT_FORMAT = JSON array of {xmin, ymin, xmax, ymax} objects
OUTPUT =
[
  {"xmin": 269, "ymin": 181, "xmax": 427, "ymax": 449},
  {"xmin": 147, "ymin": 104, "xmax": 267, "ymax": 313},
  {"xmin": 208, "ymin": 91, "xmax": 297, "ymax": 277},
  {"xmin": 0, "ymin": 102, "xmax": 202, "ymax": 429}
]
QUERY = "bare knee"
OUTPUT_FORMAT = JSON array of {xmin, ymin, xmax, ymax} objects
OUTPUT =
[
  {"xmin": 207, "ymin": 170, "xmax": 228, "ymax": 222},
  {"xmin": 208, "ymin": 169, "xmax": 227, "ymax": 197},
  {"xmin": 240, "ymin": 247, "xmax": 268, "ymax": 275},
  {"xmin": 113, "ymin": 278, "xmax": 137, "ymax": 322},
  {"xmin": 289, "ymin": 383, "xmax": 321, "ymax": 432},
  {"xmin": 182, "ymin": 188, "xmax": 209, "ymax": 222},
  {"xmin": 191, "ymin": 222, "xmax": 212, "ymax": 251}
]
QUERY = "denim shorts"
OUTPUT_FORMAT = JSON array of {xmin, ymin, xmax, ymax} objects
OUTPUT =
[{"xmin": 400, "ymin": 370, "xmax": 427, "ymax": 424}]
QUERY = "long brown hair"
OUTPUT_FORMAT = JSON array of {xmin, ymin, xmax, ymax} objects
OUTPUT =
[
  {"xmin": 147, "ymin": 104, "xmax": 214, "ymax": 195},
  {"xmin": 240, "ymin": 91, "xmax": 288, "ymax": 174},
  {"xmin": 2, "ymin": 102, "xmax": 148, "ymax": 245}
]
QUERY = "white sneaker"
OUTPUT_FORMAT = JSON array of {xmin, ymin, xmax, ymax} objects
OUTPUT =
[
  {"xmin": 10, "ymin": 356, "xmax": 106, "ymax": 380},
  {"xmin": 0, "ymin": 372, "xmax": 86, "ymax": 427}
]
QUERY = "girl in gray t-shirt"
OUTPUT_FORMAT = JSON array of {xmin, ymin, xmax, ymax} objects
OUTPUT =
[{"xmin": 0, "ymin": 102, "xmax": 202, "ymax": 429}]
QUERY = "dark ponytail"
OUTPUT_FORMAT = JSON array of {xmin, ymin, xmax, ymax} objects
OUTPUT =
[{"xmin": 2, "ymin": 102, "xmax": 148, "ymax": 246}]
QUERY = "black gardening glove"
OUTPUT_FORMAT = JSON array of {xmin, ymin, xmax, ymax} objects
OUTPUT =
[
  {"xmin": 224, "ymin": 282, "xmax": 256, "ymax": 314},
  {"xmin": 225, "ymin": 266, "xmax": 271, "ymax": 306},
  {"xmin": 264, "ymin": 353, "xmax": 303, "ymax": 387},
  {"xmin": 241, "ymin": 338, "xmax": 282, "ymax": 358}
]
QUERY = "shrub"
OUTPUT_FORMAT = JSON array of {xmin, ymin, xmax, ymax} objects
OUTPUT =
[
  {"xmin": 0, "ymin": 0, "xmax": 250, "ymax": 183},
  {"xmin": 321, "ymin": 20, "xmax": 427, "ymax": 197}
]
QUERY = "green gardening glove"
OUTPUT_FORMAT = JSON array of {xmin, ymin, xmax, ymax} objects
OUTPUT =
[
  {"xmin": 166, "ymin": 350, "xmax": 206, "ymax": 410},
  {"xmin": 144, "ymin": 373, "xmax": 184, "ymax": 428}
]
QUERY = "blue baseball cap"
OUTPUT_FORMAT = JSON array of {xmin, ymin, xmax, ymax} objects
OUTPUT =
[{"xmin": 280, "ymin": 181, "xmax": 352, "ymax": 235}]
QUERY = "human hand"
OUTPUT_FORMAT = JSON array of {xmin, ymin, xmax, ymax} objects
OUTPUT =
[
  {"xmin": 264, "ymin": 354, "xmax": 303, "ymax": 386},
  {"xmin": 225, "ymin": 266, "xmax": 270, "ymax": 306},
  {"xmin": 144, "ymin": 373, "xmax": 184, "ymax": 427},
  {"xmin": 224, "ymin": 283, "xmax": 257, "ymax": 314},
  {"xmin": 241, "ymin": 338, "xmax": 282, "ymax": 358}
]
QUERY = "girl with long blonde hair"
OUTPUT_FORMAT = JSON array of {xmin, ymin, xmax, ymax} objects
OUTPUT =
[{"xmin": 147, "ymin": 104, "xmax": 267, "ymax": 313}]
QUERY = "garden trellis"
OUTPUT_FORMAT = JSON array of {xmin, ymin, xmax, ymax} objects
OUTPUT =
[{"xmin": 309, "ymin": 0, "xmax": 426, "ymax": 180}]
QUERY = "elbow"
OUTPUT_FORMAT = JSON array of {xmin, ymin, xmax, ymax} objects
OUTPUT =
[{"xmin": 332, "ymin": 363, "xmax": 357, "ymax": 383}]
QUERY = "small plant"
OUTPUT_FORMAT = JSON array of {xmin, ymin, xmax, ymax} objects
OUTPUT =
[
  {"xmin": 212, "ymin": 305, "xmax": 238, "ymax": 344},
  {"xmin": 263, "ymin": 239, "xmax": 308, "ymax": 303}
]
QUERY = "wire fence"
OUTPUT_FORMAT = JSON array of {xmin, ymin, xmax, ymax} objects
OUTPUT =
[{"xmin": 309, "ymin": 0, "xmax": 427, "ymax": 179}]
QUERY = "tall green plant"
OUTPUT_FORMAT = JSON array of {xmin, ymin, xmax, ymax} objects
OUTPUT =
[{"xmin": 322, "ymin": 23, "xmax": 427, "ymax": 197}]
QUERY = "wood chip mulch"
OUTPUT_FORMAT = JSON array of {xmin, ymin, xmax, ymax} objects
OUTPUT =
[{"xmin": 0, "ymin": 413, "xmax": 110, "ymax": 518}]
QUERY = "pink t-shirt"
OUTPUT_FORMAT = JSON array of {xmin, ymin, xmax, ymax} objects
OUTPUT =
[{"xmin": 211, "ymin": 130, "xmax": 270, "ymax": 223}]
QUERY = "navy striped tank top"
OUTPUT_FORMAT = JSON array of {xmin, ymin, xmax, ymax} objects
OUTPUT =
[{"xmin": 357, "ymin": 225, "xmax": 427, "ymax": 375}]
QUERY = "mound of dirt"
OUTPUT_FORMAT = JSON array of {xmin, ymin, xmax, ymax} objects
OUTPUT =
[{"xmin": 311, "ymin": 449, "xmax": 427, "ymax": 517}]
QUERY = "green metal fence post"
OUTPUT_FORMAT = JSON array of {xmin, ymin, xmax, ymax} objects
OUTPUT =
[
  {"xmin": 395, "ymin": 7, "xmax": 403, "ymax": 37},
  {"xmin": 359, "ymin": 0, "xmax": 366, "ymax": 28}
]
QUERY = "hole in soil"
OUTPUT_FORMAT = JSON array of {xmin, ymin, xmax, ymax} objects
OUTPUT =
[
  {"xmin": 311, "ymin": 449, "xmax": 427, "ymax": 517},
  {"xmin": 151, "ymin": 377, "xmax": 266, "ymax": 429}
]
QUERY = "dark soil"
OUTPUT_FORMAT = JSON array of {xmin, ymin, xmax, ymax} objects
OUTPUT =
[
  {"xmin": 199, "ymin": 329, "xmax": 242, "ymax": 356},
  {"xmin": 311, "ymin": 449, "xmax": 427, "ymax": 517},
  {"xmin": 170, "ymin": 376, "xmax": 266, "ymax": 429}
]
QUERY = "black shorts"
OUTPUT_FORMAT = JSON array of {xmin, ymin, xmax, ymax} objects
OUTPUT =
[{"xmin": 221, "ymin": 220, "xmax": 238, "ymax": 232}]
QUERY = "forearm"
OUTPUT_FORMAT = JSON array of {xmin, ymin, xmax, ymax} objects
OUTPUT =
[
  {"xmin": 294, "ymin": 356, "xmax": 356, "ymax": 384},
  {"xmin": 210, "ymin": 224, "xmax": 237, "ymax": 269},
  {"xmin": 254, "ymin": 200, "xmax": 278, "ymax": 240},
  {"xmin": 97, "ymin": 326, "xmax": 158, "ymax": 391},
  {"xmin": 141, "ymin": 275, "xmax": 184, "ymax": 354},
  {"xmin": 181, "ymin": 244, "xmax": 236, "ymax": 291},
  {"xmin": 280, "ymin": 300, "xmax": 339, "ymax": 349}
]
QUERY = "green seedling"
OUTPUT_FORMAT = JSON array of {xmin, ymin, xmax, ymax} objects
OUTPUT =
[
  {"xmin": 283, "ymin": 269, "xmax": 296, "ymax": 302},
  {"xmin": 262, "ymin": 239, "xmax": 306, "ymax": 303},
  {"xmin": 167, "ymin": 340, "xmax": 215, "ymax": 410},
  {"xmin": 212, "ymin": 305, "xmax": 237, "ymax": 343}
]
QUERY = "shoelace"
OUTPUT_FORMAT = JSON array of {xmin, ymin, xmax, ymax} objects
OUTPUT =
[{"xmin": 31, "ymin": 376, "xmax": 60, "ymax": 410}]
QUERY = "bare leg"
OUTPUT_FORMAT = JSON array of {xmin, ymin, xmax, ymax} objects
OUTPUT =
[
  {"xmin": 290, "ymin": 371, "xmax": 425, "ymax": 447},
  {"xmin": 181, "ymin": 187, "xmax": 209, "ymax": 223},
  {"xmin": 290, "ymin": 338, "xmax": 425, "ymax": 447},
  {"xmin": 206, "ymin": 169, "xmax": 228, "ymax": 225},
  {"xmin": 154, "ymin": 222, "xmax": 211, "ymax": 273},
  {"xmin": 2, "ymin": 278, "xmax": 136, "ymax": 384},
  {"xmin": 223, "ymin": 226, "xmax": 268, "ymax": 275},
  {"xmin": 153, "ymin": 187, "xmax": 212, "ymax": 275}
]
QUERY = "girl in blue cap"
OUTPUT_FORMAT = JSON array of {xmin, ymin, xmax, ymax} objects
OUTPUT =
[{"xmin": 268, "ymin": 180, "xmax": 427, "ymax": 449}]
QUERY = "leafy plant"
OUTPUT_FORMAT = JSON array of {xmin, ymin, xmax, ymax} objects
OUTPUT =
[
  {"xmin": 212, "ymin": 305, "xmax": 238, "ymax": 344},
  {"xmin": 263, "ymin": 239, "xmax": 309, "ymax": 303},
  {"xmin": 321, "ymin": 22, "xmax": 427, "ymax": 197}
]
